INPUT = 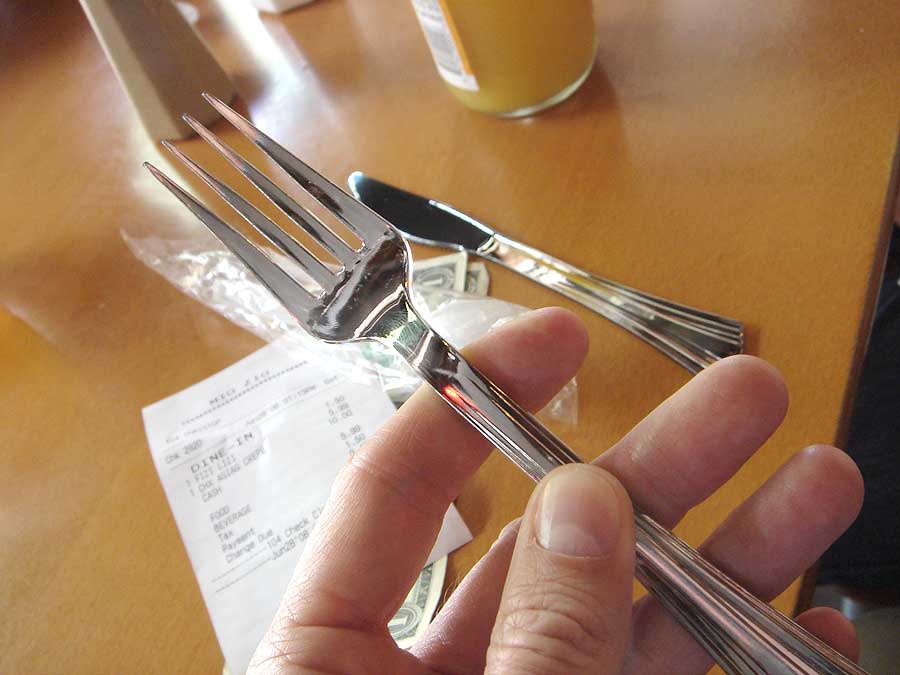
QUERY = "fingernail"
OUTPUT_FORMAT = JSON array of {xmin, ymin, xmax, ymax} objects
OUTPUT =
[{"xmin": 536, "ymin": 466, "xmax": 621, "ymax": 557}]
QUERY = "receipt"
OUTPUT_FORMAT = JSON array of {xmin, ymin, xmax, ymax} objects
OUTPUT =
[{"xmin": 143, "ymin": 340, "xmax": 472, "ymax": 674}]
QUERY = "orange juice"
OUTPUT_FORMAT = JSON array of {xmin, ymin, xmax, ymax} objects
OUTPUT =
[{"xmin": 411, "ymin": 0, "xmax": 596, "ymax": 116}]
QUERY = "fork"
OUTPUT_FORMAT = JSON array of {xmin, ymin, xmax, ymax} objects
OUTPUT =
[{"xmin": 145, "ymin": 94, "xmax": 867, "ymax": 675}]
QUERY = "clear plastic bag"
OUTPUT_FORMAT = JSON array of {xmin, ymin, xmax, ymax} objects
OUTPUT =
[{"xmin": 123, "ymin": 228, "xmax": 578, "ymax": 425}]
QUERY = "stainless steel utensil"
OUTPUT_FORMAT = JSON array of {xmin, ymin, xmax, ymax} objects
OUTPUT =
[
  {"xmin": 348, "ymin": 171, "xmax": 744, "ymax": 374},
  {"xmin": 145, "ymin": 94, "xmax": 867, "ymax": 675}
]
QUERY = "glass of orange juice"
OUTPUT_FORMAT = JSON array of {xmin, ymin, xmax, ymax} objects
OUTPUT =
[{"xmin": 411, "ymin": 0, "xmax": 596, "ymax": 117}]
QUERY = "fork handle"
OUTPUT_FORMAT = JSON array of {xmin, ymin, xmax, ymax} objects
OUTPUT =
[
  {"xmin": 385, "ymin": 316, "xmax": 867, "ymax": 675},
  {"xmin": 482, "ymin": 234, "xmax": 744, "ymax": 373}
]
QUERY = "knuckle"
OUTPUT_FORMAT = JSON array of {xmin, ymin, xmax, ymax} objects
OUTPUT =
[
  {"xmin": 490, "ymin": 575, "xmax": 613, "ymax": 672},
  {"xmin": 247, "ymin": 624, "xmax": 303, "ymax": 673},
  {"xmin": 247, "ymin": 623, "xmax": 346, "ymax": 675},
  {"xmin": 346, "ymin": 438, "xmax": 453, "ymax": 521}
]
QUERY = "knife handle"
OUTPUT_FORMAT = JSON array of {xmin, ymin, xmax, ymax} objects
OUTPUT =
[{"xmin": 483, "ymin": 234, "xmax": 744, "ymax": 373}]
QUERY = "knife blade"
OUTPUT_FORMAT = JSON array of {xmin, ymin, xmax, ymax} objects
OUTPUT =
[
  {"xmin": 347, "ymin": 172, "xmax": 496, "ymax": 253},
  {"xmin": 347, "ymin": 171, "xmax": 743, "ymax": 372}
]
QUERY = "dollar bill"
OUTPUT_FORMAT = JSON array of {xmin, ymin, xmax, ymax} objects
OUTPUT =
[
  {"xmin": 465, "ymin": 261, "xmax": 490, "ymax": 296},
  {"xmin": 389, "ymin": 555, "xmax": 448, "ymax": 648},
  {"xmin": 411, "ymin": 251, "xmax": 468, "ymax": 293},
  {"xmin": 411, "ymin": 252, "xmax": 490, "ymax": 297},
  {"xmin": 411, "ymin": 252, "xmax": 467, "ymax": 312},
  {"xmin": 223, "ymin": 560, "xmax": 448, "ymax": 673}
]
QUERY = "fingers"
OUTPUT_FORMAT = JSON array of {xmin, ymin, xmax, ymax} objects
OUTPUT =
[
  {"xmin": 621, "ymin": 606, "xmax": 860, "ymax": 675},
  {"xmin": 700, "ymin": 445, "xmax": 864, "ymax": 598},
  {"xmin": 276, "ymin": 308, "xmax": 588, "ymax": 631},
  {"xmin": 417, "ymin": 355, "xmax": 791, "ymax": 671},
  {"xmin": 598, "ymin": 355, "xmax": 788, "ymax": 526},
  {"xmin": 485, "ymin": 465, "xmax": 635, "ymax": 674},
  {"xmin": 796, "ymin": 607, "xmax": 860, "ymax": 663},
  {"xmin": 623, "ymin": 445, "xmax": 864, "ymax": 675},
  {"xmin": 418, "ymin": 359, "xmax": 859, "ymax": 674},
  {"xmin": 412, "ymin": 520, "xmax": 520, "ymax": 673},
  {"xmin": 249, "ymin": 625, "xmax": 424, "ymax": 675}
]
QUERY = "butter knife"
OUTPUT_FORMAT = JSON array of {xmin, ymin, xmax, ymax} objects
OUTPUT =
[{"xmin": 348, "ymin": 172, "xmax": 743, "ymax": 373}]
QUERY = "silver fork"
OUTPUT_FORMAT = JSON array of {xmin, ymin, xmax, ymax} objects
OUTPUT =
[{"xmin": 145, "ymin": 94, "xmax": 867, "ymax": 675}]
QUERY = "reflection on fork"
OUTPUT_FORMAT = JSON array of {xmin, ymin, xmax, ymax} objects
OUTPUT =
[{"xmin": 144, "ymin": 94, "xmax": 867, "ymax": 675}]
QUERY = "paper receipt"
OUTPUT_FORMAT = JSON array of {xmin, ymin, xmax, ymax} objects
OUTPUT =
[{"xmin": 142, "ymin": 340, "xmax": 471, "ymax": 673}]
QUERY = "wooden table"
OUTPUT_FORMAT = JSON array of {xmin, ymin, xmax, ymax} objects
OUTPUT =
[{"xmin": 2, "ymin": 1, "xmax": 898, "ymax": 671}]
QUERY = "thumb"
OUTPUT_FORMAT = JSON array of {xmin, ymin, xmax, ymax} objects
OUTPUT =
[{"xmin": 486, "ymin": 464, "xmax": 635, "ymax": 674}]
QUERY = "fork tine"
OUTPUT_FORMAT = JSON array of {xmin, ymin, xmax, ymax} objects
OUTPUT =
[
  {"xmin": 182, "ymin": 114, "xmax": 359, "ymax": 267},
  {"xmin": 144, "ymin": 162, "xmax": 315, "ymax": 322},
  {"xmin": 160, "ymin": 141, "xmax": 336, "ymax": 292},
  {"xmin": 203, "ymin": 93, "xmax": 391, "ymax": 242}
]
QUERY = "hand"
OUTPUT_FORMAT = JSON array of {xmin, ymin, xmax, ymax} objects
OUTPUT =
[{"xmin": 249, "ymin": 308, "xmax": 863, "ymax": 674}]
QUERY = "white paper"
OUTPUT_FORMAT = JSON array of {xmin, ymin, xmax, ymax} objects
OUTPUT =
[{"xmin": 143, "ymin": 340, "xmax": 471, "ymax": 674}]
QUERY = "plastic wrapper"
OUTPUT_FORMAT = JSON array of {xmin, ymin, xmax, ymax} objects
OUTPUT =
[{"xmin": 123, "ymin": 227, "xmax": 578, "ymax": 425}]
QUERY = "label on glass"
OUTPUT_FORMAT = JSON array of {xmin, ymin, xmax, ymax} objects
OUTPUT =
[{"xmin": 411, "ymin": 0, "xmax": 478, "ymax": 91}]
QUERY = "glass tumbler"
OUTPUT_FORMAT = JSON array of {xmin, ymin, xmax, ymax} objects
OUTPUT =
[{"xmin": 411, "ymin": 0, "xmax": 596, "ymax": 117}]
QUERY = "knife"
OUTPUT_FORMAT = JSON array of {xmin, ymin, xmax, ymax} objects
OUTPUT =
[{"xmin": 347, "ymin": 171, "xmax": 743, "ymax": 373}]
